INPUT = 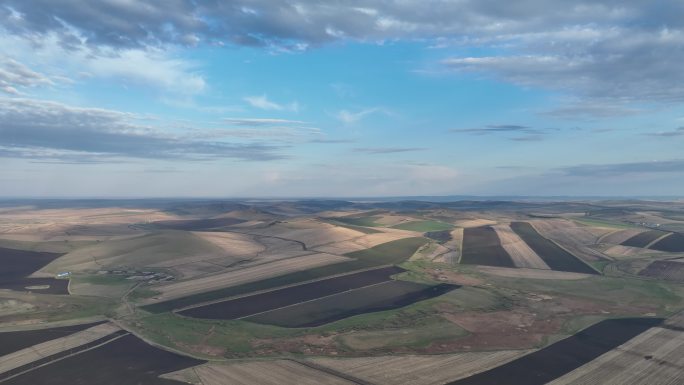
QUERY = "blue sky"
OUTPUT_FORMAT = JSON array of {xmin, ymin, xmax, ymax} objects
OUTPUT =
[{"xmin": 1, "ymin": 1, "xmax": 684, "ymax": 197}]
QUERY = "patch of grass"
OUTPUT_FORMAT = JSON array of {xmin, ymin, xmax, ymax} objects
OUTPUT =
[
  {"xmin": 74, "ymin": 274, "xmax": 131, "ymax": 286},
  {"xmin": 392, "ymin": 220, "xmax": 453, "ymax": 232},
  {"xmin": 340, "ymin": 319, "xmax": 467, "ymax": 350},
  {"xmin": 487, "ymin": 273, "xmax": 684, "ymax": 317}
]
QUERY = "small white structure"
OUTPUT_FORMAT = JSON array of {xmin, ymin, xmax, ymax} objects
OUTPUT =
[{"xmin": 56, "ymin": 271, "xmax": 71, "ymax": 279}]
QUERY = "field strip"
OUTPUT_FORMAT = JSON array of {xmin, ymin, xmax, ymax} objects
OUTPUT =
[
  {"xmin": 477, "ymin": 266, "xmax": 591, "ymax": 280},
  {"xmin": 194, "ymin": 360, "xmax": 357, "ymax": 385},
  {"xmin": 0, "ymin": 317, "xmax": 108, "ymax": 333},
  {"xmin": 0, "ymin": 323, "xmax": 122, "ymax": 376},
  {"xmin": 147, "ymin": 253, "xmax": 352, "ymax": 303},
  {"xmin": 286, "ymin": 359, "xmax": 375, "ymax": 385},
  {"xmin": 234, "ymin": 280, "xmax": 397, "ymax": 320},
  {"xmin": 0, "ymin": 331, "xmax": 129, "ymax": 383},
  {"xmin": 310, "ymin": 350, "xmax": 533, "ymax": 385},
  {"xmin": 645, "ymin": 232, "xmax": 674, "ymax": 248},
  {"xmin": 547, "ymin": 325, "xmax": 684, "ymax": 384},
  {"xmin": 493, "ymin": 225, "xmax": 549, "ymax": 270},
  {"xmin": 171, "ymin": 264, "xmax": 399, "ymax": 313}
]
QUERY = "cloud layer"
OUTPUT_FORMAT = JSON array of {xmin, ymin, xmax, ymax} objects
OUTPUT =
[
  {"xmin": 0, "ymin": 98, "xmax": 285, "ymax": 162},
  {"xmin": 4, "ymin": 1, "xmax": 682, "ymax": 105}
]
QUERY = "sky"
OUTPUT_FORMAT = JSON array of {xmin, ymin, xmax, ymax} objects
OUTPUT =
[{"xmin": 1, "ymin": 1, "xmax": 684, "ymax": 198}]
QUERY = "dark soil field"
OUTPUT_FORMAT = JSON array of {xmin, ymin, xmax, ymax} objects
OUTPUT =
[
  {"xmin": 460, "ymin": 227, "xmax": 515, "ymax": 267},
  {"xmin": 0, "ymin": 277, "xmax": 69, "ymax": 294},
  {"xmin": 649, "ymin": 233, "xmax": 684, "ymax": 252},
  {"xmin": 0, "ymin": 247, "xmax": 69, "ymax": 294},
  {"xmin": 510, "ymin": 222, "xmax": 597, "ymax": 274},
  {"xmin": 0, "ymin": 330, "xmax": 129, "ymax": 382},
  {"xmin": 621, "ymin": 230, "xmax": 669, "ymax": 248},
  {"xmin": 179, "ymin": 266, "xmax": 405, "ymax": 319},
  {"xmin": 425, "ymin": 230, "xmax": 452, "ymax": 243},
  {"xmin": 639, "ymin": 260, "xmax": 684, "ymax": 281},
  {"xmin": 448, "ymin": 317, "xmax": 663, "ymax": 385},
  {"xmin": 247, "ymin": 281, "xmax": 458, "ymax": 328},
  {"xmin": 3, "ymin": 334, "xmax": 204, "ymax": 385},
  {"xmin": 0, "ymin": 247, "xmax": 63, "ymax": 281},
  {"xmin": 0, "ymin": 321, "xmax": 105, "ymax": 356},
  {"xmin": 142, "ymin": 237, "xmax": 428, "ymax": 313},
  {"xmin": 150, "ymin": 217, "xmax": 245, "ymax": 230}
]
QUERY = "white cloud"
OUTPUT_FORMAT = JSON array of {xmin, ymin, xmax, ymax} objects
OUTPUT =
[
  {"xmin": 336, "ymin": 108, "xmax": 381, "ymax": 124},
  {"xmin": 244, "ymin": 95, "xmax": 299, "ymax": 112},
  {"xmin": 0, "ymin": 33, "xmax": 206, "ymax": 97}
]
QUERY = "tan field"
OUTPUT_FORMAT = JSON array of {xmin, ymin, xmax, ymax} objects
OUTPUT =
[
  {"xmin": 39, "ymin": 231, "xmax": 229, "ymax": 274},
  {"xmin": 548, "ymin": 325, "xmax": 684, "ymax": 384},
  {"xmin": 439, "ymin": 227, "xmax": 464, "ymax": 264},
  {"xmin": 239, "ymin": 218, "xmax": 364, "ymax": 247},
  {"xmin": 191, "ymin": 231, "xmax": 265, "ymax": 257},
  {"xmin": 373, "ymin": 214, "xmax": 419, "ymax": 226},
  {"xmin": 313, "ymin": 229, "xmax": 417, "ymax": 255},
  {"xmin": 453, "ymin": 219, "xmax": 497, "ymax": 228},
  {"xmin": 193, "ymin": 360, "xmax": 354, "ymax": 385},
  {"xmin": 493, "ymin": 224, "xmax": 550, "ymax": 269},
  {"xmin": 603, "ymin": 244, "xmax": 663, "ymax": 258},
  {"xmin": 0, "ymin": 207, "xmax": 176, "ymax": 241},
  {"xmin": 0, "ymin": 323, "xmax": 121, "ymax": 375},
  {"xmin": 533, "ymin": 219, "xmax": 611, "ymax": 245},
  {"xmin": 311, "ymin": 350, "xmax": 532, "ymax": 385},
  {"xmin": 477, "ymin": 266, "xmax": 592, "ymax": 280},
  {"xmin": 145, "ymin": 253, "xmax": 351, "ymax": 303},
  {"xmin": 530, "ymin": 219, "xmax": 611, "ymax": 262}
]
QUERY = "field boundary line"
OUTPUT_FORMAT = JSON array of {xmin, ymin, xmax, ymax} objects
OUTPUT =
[
  {"xmin": 233, "ymin": 280, "xmax": 398, "ymax": 320},
  {"xmin": 289, "ymin": 358, "xmax": 377, "ymax": 385},
  {"xmin": 170, "ymin": 264, "xmax": 399, "ymax": 313},
  {"xmin": 0, "ymin": 332, "xmax": 129, "ymax": 383},
  {"xmin": 645, "ymin": 232, "xmax": 674, "ymax": 249}
]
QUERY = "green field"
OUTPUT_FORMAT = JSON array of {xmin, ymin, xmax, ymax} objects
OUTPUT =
[
  {"xmin": 392, "ymin": 220, "xmax": 453, "ymax": 232},
  {"xmin": 140, "ymin": 237, "xmax": 429, "ymax": 313}
]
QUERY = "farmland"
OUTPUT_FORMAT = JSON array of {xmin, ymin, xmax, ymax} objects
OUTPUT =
[
  {"xmin": 0, "ymin": 322, "xmax": 106, "ymax": 356},
  {"xmin": 392, "ymin": 220, "xmax": 453, "ymax": 232},
  {"xmin": 0, "ymin": 247, "xmax": 68, "ymax": 294},
  {"xmin": 449, "ymin": 318, "xmax": 663, "ymax": 385},
  {"xmin": 510, "ymin": 222, "xmax": 598, "ymax": 274},
  {"xmin": 310, "ymin": 350, "xmax": 532, "ymax": 385},
  {"xmin": 460, "ymin": 226, "xmax": 515, "ymax": 267},
  {"xmin": 246, "ymin": 280, "xmax": 458, "ymax": 327},
  {"xmin": 548, "ymin": 318, "xmax": 684, "ymax": 384},
  {"xmin": 621, "ymin": 230, "xmax": 670, "ymax": 248},
  {"xmin": 493, "ymin": 225, "xmax": 549, "ymax": 269},
  {"xmin": 2, "ymin": 333, "xmax": 204, "ymax": 385},
  {"xmin": 179, "ymin": 266, "xmax": 406, "ymax": 319},
  {"xmin": 142, "ymin": 237, "xmax": 427, "ymax": 312},
  {"xmin": 3, "ymin": 199, "xmax": 684, "ymax": 384},
  {"xmin": 639, "ymin": 260, "xmax": 684, "ymax": 281},
  {"xmin": 649, "ymin": 232, "xmax": 684, "ymax": 252}
]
